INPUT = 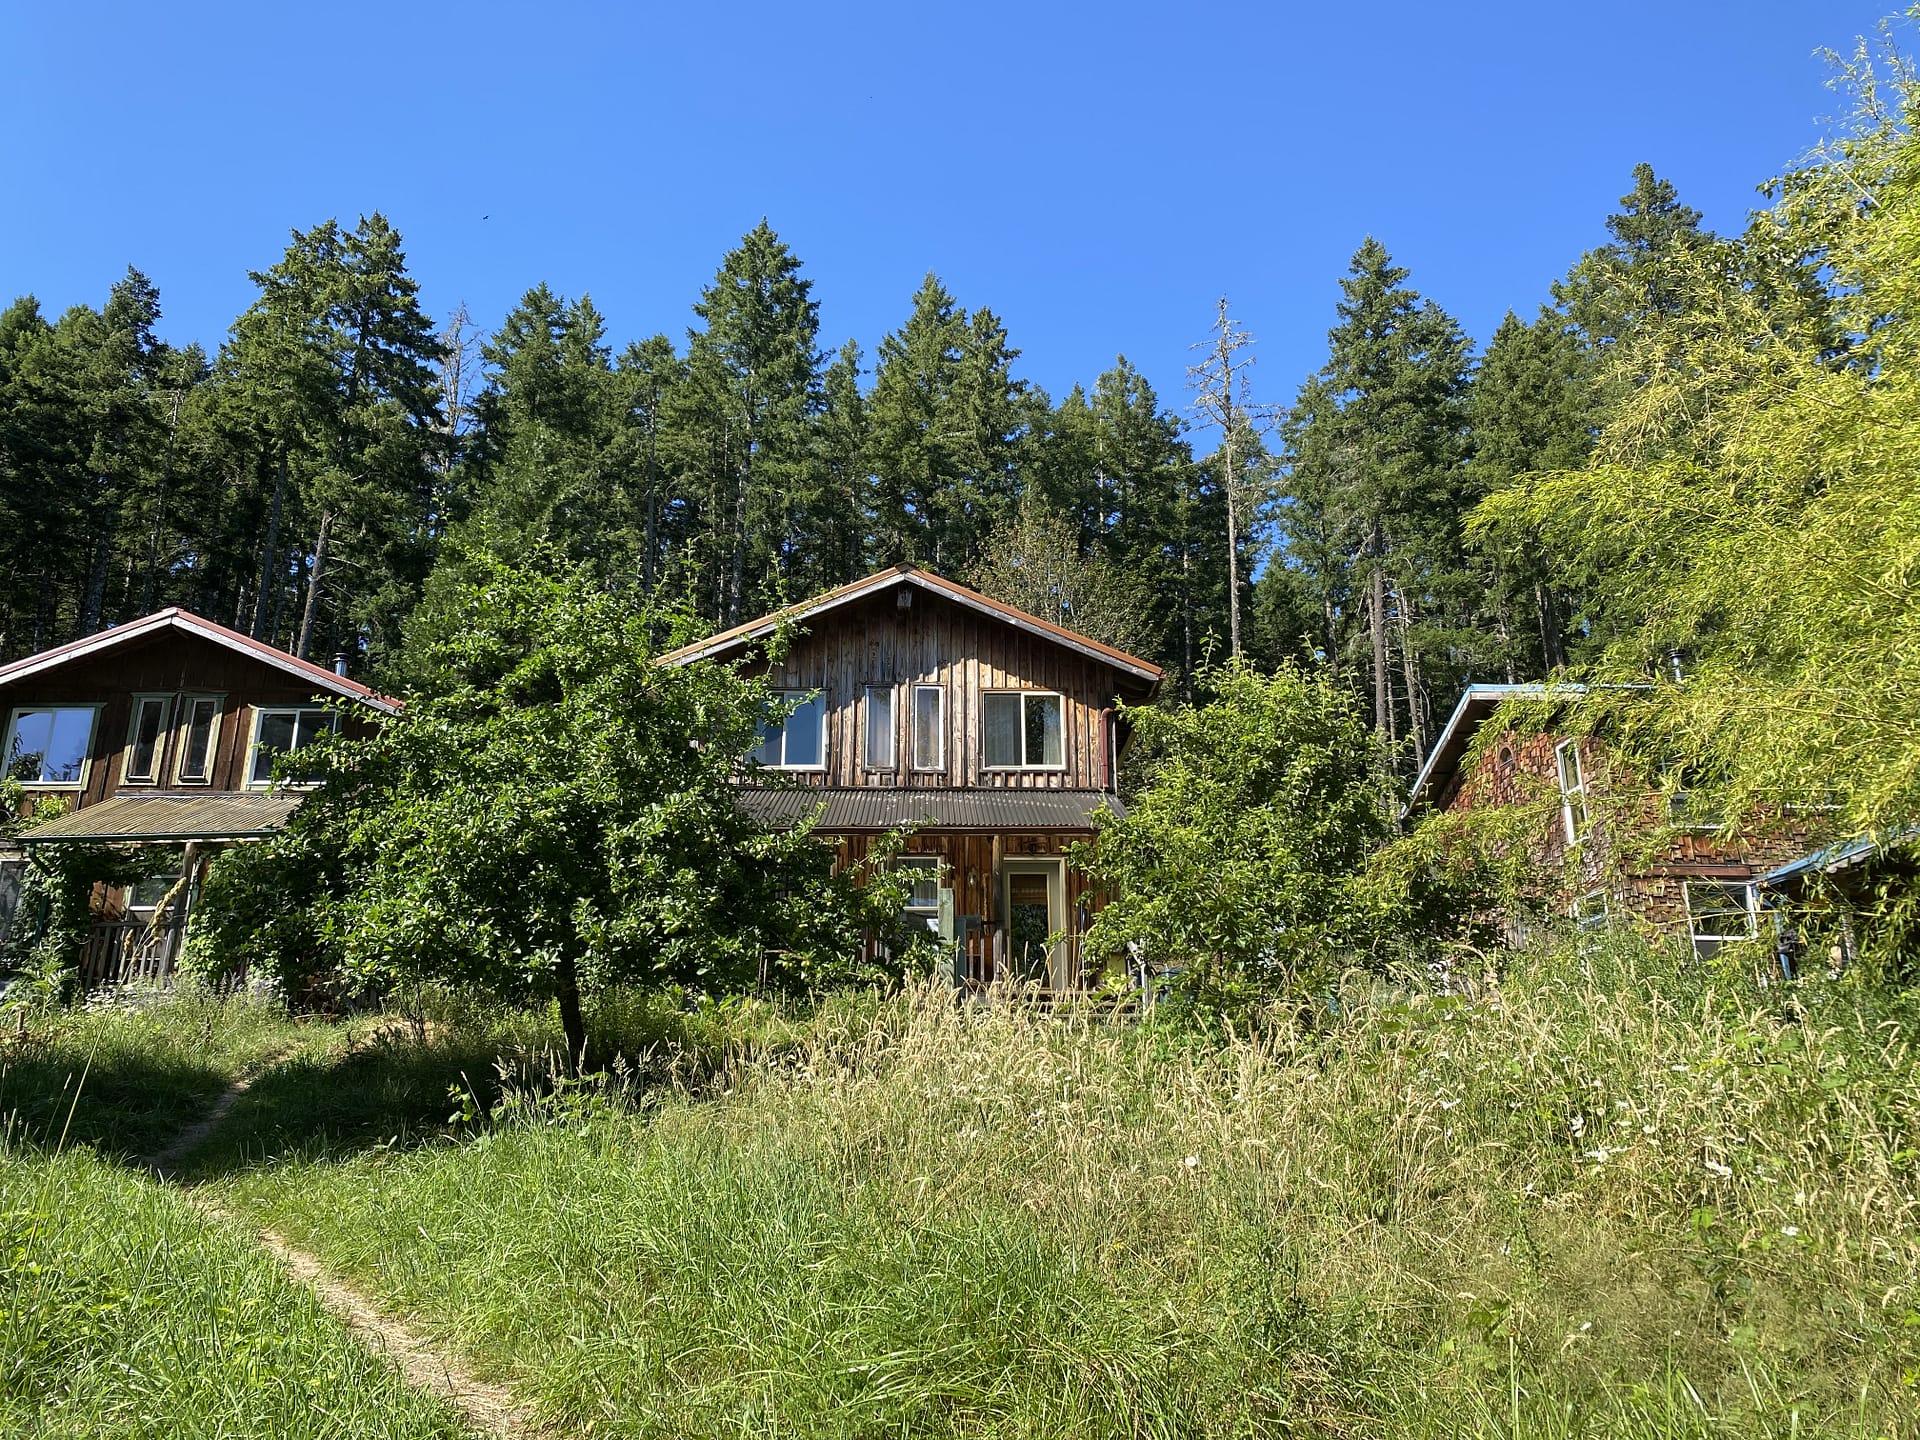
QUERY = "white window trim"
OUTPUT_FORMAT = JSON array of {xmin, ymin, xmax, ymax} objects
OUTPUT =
[
  {"xmin": 757, "ymin": 690, "xmax": 827, "ymax": 772},
  {"xmin": 173, "ymin": 694, "xmax": 225, "ymax": 786},
  {"xmin": 912, "ymin": 684, "xmax": 945, "ymax": 773},
  {"xmin": 982, "ymin": 689, "xmax": 1068, "ymax": 772},
  {"xmin": 895, "ymin": 855, "xmax": 941, "ymax": 914},
  {"xmin": 863, "ymin": 684, "xmax": 896, "ymax": 771},
  {"xmin": 246, "ymin": 705, "xmax": 337, "ymax": 790},
  {"xmin": 1555, "ymin": 738, "xmax": 1589, "ymax": 845},
  {"xmin": 1684, "ymin": 880, "xmax": 1758, "ymax": 959},
  {"xmin": 122, "ymin": 693, "xmax": 175, "ymax": 786},
  {"xmin": 2, "ymin": 703, "xmax": 102, "ymax": 791}
]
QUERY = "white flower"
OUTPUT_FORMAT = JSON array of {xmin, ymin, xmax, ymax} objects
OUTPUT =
[
  {"xmin": 1641, "ymin": 1124, "xmax": 1658, "ymax": 1135},
  {"xmin": 1781, "ymin": 1225, "xmax": 1800, "ymax": 1238},
  {"xmin": 1182, "ymin": 1155, "xmax": 1200, "ymax": 1170},
  {"xmin": 1584, "ymin": 1147, "xmax": 1611, "ymax": 1162},
  {"xmin": 1705, "ymin": 1159, "xmax": 1732, "ymax": 1179}
]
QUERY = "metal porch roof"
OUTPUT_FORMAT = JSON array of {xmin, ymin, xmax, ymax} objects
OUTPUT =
[
  {"xmin": 18, "ymin": 792, "xmax": 303, "ymax": 844},
  {"xmin": 739, "ymin": 786, "xmax": 1122, "ymax": 832}
]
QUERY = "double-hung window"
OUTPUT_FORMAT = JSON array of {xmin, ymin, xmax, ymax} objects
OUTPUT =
[
  {"xmin": 3, "ymin": 706, "xmax": 98, "ymax": 788},
  {"xmin": 248, "ymin": 707, "xmax": 335, "ymax": 787},
  {"xmin": 983, "ymin": 691, "xmax": 1063, "ymax": 770},
  {"xmin": 895, "ymin": 856, "xmax": 941, "ymax": 931},
  {"xmin": 1684, "ymin": 880, "xmax": 1757, "ymax": 962},
  {"xmin": 1555, "ymin": 738, "xmax": 1590, "ymax": 844},
  {"xmin": 124, "ymin": 695, "xmax": 173, "ymax": 785},
  {"xmin": 912, "ymin": 685, "xmax": 944, "ymax": 772},
  {"xmin": 753, "ymin": 691, "xmax": 826, "ymax": 770},
  {"xmin": 864, "ymin": 685, "xmax": 895, "ymax": 769},
  {"xmin": 175, "ymin": 696, "xmax": 221, "ymax": 784}
]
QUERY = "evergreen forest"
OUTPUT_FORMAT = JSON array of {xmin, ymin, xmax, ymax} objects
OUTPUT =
[{"xmin": 0, "ymin": 162, "xmax": 1718, "ymax": 776}]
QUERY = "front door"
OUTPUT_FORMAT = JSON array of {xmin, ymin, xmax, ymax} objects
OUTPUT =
[{"xmin": 1002, "ymin": 859, "xmax": 1065, "ymax": 989}]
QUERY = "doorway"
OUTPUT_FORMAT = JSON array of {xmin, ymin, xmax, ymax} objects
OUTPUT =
[{"xmin": 1001, "ymin": 858, "xmax": 1065, "ymax": 989}]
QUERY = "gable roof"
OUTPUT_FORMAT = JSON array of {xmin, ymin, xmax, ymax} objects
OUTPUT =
[
  {"xmin": 659, "ymin": 565, "xmax": 1164, "ymax": 690},
  {"xmin": 0, "ymin": 609, "xmax": 402, "ymax": 714},
  {"xmin": 1405, "ymin": 682, "xmax": 1586, "ymax": 814}
]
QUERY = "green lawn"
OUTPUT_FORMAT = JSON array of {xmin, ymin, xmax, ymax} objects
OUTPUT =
[
  {"xmin": 0, "ymin": 990, "xmax": 474, "ymax": 1439},
  {"xmin": 190, "ymin": 948, "xmax": 1920, "ymax": 1438}
]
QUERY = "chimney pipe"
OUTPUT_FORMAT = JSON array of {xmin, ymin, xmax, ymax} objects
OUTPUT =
[{"xmin": 333, "ymin": 652, "xmax": 350, "ymax": 678}]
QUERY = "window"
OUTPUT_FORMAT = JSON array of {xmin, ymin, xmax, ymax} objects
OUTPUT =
[
  {"xmin": 3, "ymin": 706, "xmax": 97, "ymax": 787},
  {"xmin": 1555, "ymin": 738, "xmax": 1589, "ymax": 844},
  {"xmin": 124, "ymin": 695, "xmax": 173, "ymax": 784},
  {"xmin": 912, "ymin": 685, "xmax": 944, "ymax": 771},
  {"xmin": 751, "ymin": 691, "xmax": 826, "ymax": 770},
  {"xmin": 864, "ymin": 685, "xmax": 895, "ymax": 769},
  {"xmin": 1572, "ymin": 891, "xmax": 1609, "ymax": 953},
  {"xmin": 248, "ymin": 707, "xmax": 335, "ymax": 787},
  {"xmin": 896, "ymin": 856, "xmax": 941, "ymax": 932},
  {"xmin": 176, "ymin": 697, "xmax": 221, "ymax": 784},
  {"xmin": 1667, "ymin": 790, "xmax": 1724, "ymax": 831},
  {"xmin": 983, "ymin": 691, "xmax": 1064, "ymax": 769},
  {"xmin": 1684, "ymin": 880, "xmax": 1757, "ymax": 962}
]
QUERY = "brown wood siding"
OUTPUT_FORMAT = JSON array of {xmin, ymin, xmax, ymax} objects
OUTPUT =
[
  {"xmin": 0, "ymin": 627, "xmax": 378, "ymax": 816},
  {"xmin": 742, "ymin": 587, "xmax": 1129, "ymax": 792}
]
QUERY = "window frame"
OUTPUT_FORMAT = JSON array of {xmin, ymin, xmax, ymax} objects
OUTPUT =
[
  {"xmin": 752, "ymin": 689, "xmax": 828, "ymax": 772},
  {"xmin": 1555, "ymin": 738, "xmax": 1590, "ymax": 845},
  {"xmin": 1683, "ymin": 879, "xmax": 1757, "ymax": 961},
  {"xmin": 982, "ymin": 689, "xmax": 1067, "ymax": 772},
  {"xmin": 895, "ymin": 855, "xmax": 942, "ymax": 915},
  {"xmin": 2, "ymin": 703, "xmax": 101, "ymax": 790},
  {"xmin": 122, "ymin": 693, "xmax": 175, "ymax": 786},
  {"xmin": 245, "ymin": 705, "xmax": 338, "ymax": 790},
  {"xmin": 863, "ymin": 684, "xmax": 896, "ymax": 771},
  {"xmin": 173, "ymin": 694, "xmax": 224, "ymax": 786},
  {"xmin": 911, "ymin": 684, "xmax": 945, "ymax": 773}
]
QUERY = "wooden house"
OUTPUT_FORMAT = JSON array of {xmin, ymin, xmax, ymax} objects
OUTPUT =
[
  {"xmin": 0, "ymin": 610, "xmax": 397, "ymax": 985},
  {"xmin": 1407, "ymin": 683, "xmax": 1819, "ymax": 960},
  {"xmin": 661, "ymin": 565, "xmax": 1163, "ymax": 990}
]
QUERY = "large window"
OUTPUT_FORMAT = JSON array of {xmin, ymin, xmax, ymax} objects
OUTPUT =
[
  {"xmin": 1572, "ymin": 890, "xmax": 1610, "ymax": 954},
  {"xmin": 912, "ymin": 685, "xmax": 944, "ymax": 771},
  {"xmin": 175, "ymin": 696, "xmax": 221, "ymax": 784},
  {"xmin": 983, "ymin": 691, "xmax": 1063, "ymax": 769},
  {"xmin": 1684, "ymin": 880, "xmax": 1757, "ymax": 962},
  {"xmin": 124, "ymin": 695, "xmax": 173, "ymax": 784},
  {"xmin": 4, "ymin": 706, "xmax": 97, "ymax": 787},
  {"xmin": 864, "ymin": 685, "xmax": 895, "ymax": 769},
  {"xmin": 248, "ymin": 707, "xmax": 335, "ymax": 787},
  {"xmin": 1555, "ymin": 738, "xmax": 1589, "ymax": 844},
  {"xmin": 752, "ymin": 691, "xmax": 826, "ymax": 770}
]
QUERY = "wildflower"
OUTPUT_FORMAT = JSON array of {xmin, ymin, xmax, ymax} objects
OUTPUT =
[
  {"xmin": 1584, "ymin": 1148, "xmax": 1611, "ymax": 1163},
  {"xmin": 1182, "ymin": 1155, "xmax": 1200, "ymax": 1171},
  {"xmin": 1705, "ymin": 1159, "xmax": 1732, "ymax": 1179},
  {"xmin": 1781, "ymin": 1225, "xmax": 1800, "ymax": 1238},
  {"xmin": 1569, "ymin": 1114, "xmax": 1587, "ymax": 1136},
  {"xmin": 1641, "ymin": 1124, "xmax": 1657, "ymax": 1136}
]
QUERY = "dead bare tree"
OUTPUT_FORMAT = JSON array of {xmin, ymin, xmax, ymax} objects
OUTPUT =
[{"xmin": 1186, "ymin": 297, "xmax": 1274, "ymax": 658}]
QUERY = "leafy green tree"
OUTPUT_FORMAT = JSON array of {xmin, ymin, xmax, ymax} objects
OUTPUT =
[
  {"xmin": 965, "ymin": 500, "xmax": 1153, "ymax": 655},
  {"xmin": 1079, "ymin": 659, "xmax": 1396, "ymax": 1009},
  {"xmin": 194, "ymin": 558, "xmax": 890, "ymax": 1061}
]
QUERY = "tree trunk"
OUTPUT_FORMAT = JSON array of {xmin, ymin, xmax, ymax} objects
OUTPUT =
[
  {"xmin": 295, "ymin": 509, "xmax": 332, "ymax": 662},
  {"xmin": 1369, "ymin": 536, "xmax": 1390, "ymax": 737},
  {"xmin": 1535, "ymin": 581, "xmax": 1567, "ymax": 671},
  {"xmin": 1224, "ymin": 428, "xmax": 1241, "ymax": 657},
  {"xmin": 555, "ymin": 951, "xmax": 587, "ymax": 1071},
  {"xmin": 1393, "ymin": 584, "xmax": 1427, "ymax": 768},
  {"xmin": 252, "ymin": 442, "xmax": 288, "ymax": 640}
]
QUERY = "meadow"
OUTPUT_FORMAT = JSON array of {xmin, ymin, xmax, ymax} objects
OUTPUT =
[{"xmin": 4, "ymin": 945, "xmax": 1917, "ymax": 1438}]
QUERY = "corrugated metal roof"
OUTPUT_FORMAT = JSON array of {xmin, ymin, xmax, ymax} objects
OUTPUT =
[
  {"xmin": 18, "ymin": 792, "xmax": 303, "ymax": 844},
  {"xmin": 738, "ymin": 786, "xmax": 1122, "ymax": 832}
]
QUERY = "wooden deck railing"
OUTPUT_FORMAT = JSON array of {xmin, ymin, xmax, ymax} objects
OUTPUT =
[{"xmin": 79, "ymin": 916, "xmax": 184, "ymax": 990}]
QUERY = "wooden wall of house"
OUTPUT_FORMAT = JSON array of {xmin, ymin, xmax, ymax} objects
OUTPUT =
[
  {"xmin": 741, "ymin": 588, "xmax": 1135, "ymax": 791},
  {"xmin": 0, "ymin": 626, "xmax": 380, "ymax": 815},
  {"xmin": 1445, "ymin": 729, "xmax": 1822, "ymax": 933}
]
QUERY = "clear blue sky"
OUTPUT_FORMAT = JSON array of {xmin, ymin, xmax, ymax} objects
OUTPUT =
[{"xmin": 1, "ymin": 2, "xmax": 1898, "ymax": 435}]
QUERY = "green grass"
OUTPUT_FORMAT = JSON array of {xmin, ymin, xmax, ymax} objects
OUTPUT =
[
  {"xmin": 197, "ymin": 945, "xmax": 1920, "ymax": 1438},
  {"xmin": 0, "ymin": 1145, "xmax": 475, "ymax": 1438}
]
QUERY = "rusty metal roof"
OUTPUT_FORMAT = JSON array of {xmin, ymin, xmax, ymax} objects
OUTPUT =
[
  {"xmin": 18, "ymin": 792, "xmax": 304, "ymax": 844},
  {"xmin": 738, "ymin": 786, "xmax": 1122, "ymax": 832}
]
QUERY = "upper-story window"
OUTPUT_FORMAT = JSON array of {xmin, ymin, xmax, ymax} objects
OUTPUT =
[
  {"xmin": 984, "ymin": 691, "xmax": 1063, "ymax": 770},
  {"xmin": 3, "ymin": 705, "xmax": 98, "ymax": 788},
  {"xmin": 124, "ymin": 695, "xmax": 173, "ymax": 785},
  {"xmin": 864, "ymin": 685, "xmax": 895, "ymax": 769},
  {"xmin": 175, "ymin": 696, "xmax": 222, "ymax": 785},
  {"xmin": 753, "ymin": 691, "xmax": 826, "ymax": 770},
  {"xmin": 248, "ymin": 707, "xmax": 335, "ymax": 787},
  {"xmin": 912, "ymin": 685, "xmax": 944, "ymax": 771},
  {"xmin": 1555, "ymin": 738, "xmax": 1589, "ymax": 844}
]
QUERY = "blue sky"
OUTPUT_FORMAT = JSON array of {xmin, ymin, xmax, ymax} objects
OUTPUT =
[{"xmin": 1, "ymin": 2, "xmax": 1898, "ymax": 439}]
